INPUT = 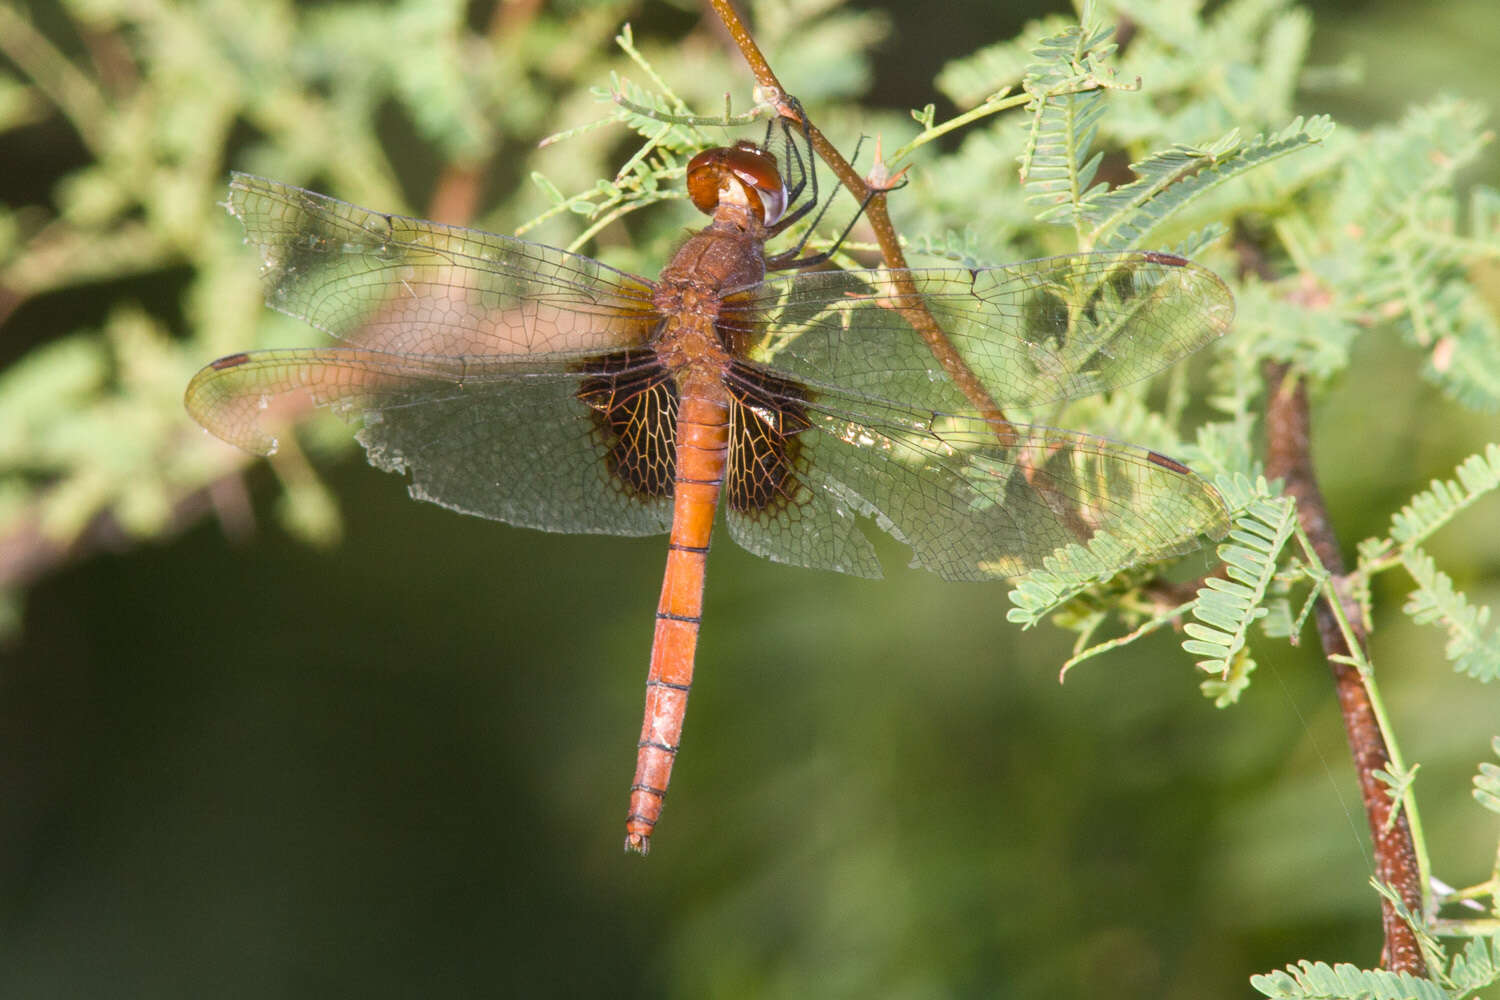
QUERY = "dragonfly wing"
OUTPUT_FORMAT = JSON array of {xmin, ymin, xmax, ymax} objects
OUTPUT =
[
  {"xmin": 720, "ymin": 365, "xmax": 1228, "ymax": 580},
  {"xmin": 186, "ymin": 348, "xmax": 675, "ymax": 536},
  {"xmin": 227, "ymin": 173, "xmax": 659, "ymax": 359},
  {"xmin": 723, "ymin": 251, "xmax": 1233, "ymax": 412},
  {"xmin": 721, "ymin": 364, "xmax": 882, "ymax": 578}
]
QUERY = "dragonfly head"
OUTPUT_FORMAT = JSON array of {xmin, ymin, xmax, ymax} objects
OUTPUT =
[{"xmin": 686, "ymin": 140, "xmax": 788, "ymax": 227}]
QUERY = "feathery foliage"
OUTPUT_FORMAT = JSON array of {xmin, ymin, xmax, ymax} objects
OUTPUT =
[
  {"xmin": 1477, "ymin": 737, "xmax": 1500, "ymax": 817},
  {"xmin": 1446, "ymin": 935, "xmax": 1500, "ymax": 995},
  {"xmin": 1379, "ymin": 444, "xmax": 1500, "ymax": 553},
  {"xmin": 1397, "ymin": 550, "xmax": 1500, "ymax": 683},
  {"xmin": 1005, "ymin": 529, "xmax": 1151, "ymax": 630},
  {"xmin": 2, "ymin": 0, "xmax": 1499, "ymax": 994},
  {"xmin": 1180, "ymin": 479, "xmax": 1297, "ymax": 697},
  {"xmin": 1016, "ymin": 21, "xmax": 1117, "ymax": 240},
  {"xmin": 1012, "ymin": 19, "xmax": 1332, "ymax": 252},
  {"xmin": 1356, "ymin": 445, "xmax": 1500, "ymax": 683},
  {"xmin": 1083, "ymin": 116, "xmax": 1335, "ymax": 251},
  {"xmin": 1251, "ymin": 959, "xmax": 1451, "ymax": 1000}
]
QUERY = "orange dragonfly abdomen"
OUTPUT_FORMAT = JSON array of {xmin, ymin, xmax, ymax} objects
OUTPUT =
[{"xmin": 626, "ymin": 388, "xmax": 731, "ymax": 854}]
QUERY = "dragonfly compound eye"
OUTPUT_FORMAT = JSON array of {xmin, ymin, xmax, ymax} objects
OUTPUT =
[{"xmin": 685, "ymin": 141, "xmax": 788, "ymax": 226}]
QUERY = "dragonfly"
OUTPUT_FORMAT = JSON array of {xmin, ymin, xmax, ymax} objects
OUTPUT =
[{"xmin": 186, "ymin": 120, "xmax": 1233, "ymax": 855}]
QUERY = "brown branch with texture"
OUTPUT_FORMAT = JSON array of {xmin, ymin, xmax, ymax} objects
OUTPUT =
[{"xmin": 1263, "ymin": 360, "xmax": 1428, "ymax": 977}]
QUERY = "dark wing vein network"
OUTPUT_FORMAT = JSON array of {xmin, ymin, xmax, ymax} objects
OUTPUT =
[
  {"xmin": 717, "ymin": 251, "xmax": 1233, "ymax": 580},
  {"xmin": 721, "ymin": 251, "xmax": 1234, "ymax": 414},
  {"xmin": 186, "ymin": 175, "xmax": 675, "ymax": 537}
]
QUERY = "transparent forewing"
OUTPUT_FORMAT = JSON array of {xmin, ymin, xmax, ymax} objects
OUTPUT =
[
  {"xmin": 721, "ymin": 364, "xmax": 1229, "ymax": 580},
  {"xmin": 185, "ymin": 348, "xmax": 674, "ymax": 536},
  {"xmin": 724, "ymin": 252, "xmax": 1233, "ymax": 413},
  {"xmin": 226, "ymin": 173, "xmax": 659, "ymax": 359}
]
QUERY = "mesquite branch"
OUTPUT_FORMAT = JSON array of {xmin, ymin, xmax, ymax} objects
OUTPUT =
[{"xmin": 1264, "ymin": 361, "xmax": 1428, "ymax": 976}]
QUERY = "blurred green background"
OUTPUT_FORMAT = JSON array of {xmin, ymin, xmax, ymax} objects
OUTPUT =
[{"xmin": 3, "ymin": 0, "xmax": 1499, "ymax": 996}]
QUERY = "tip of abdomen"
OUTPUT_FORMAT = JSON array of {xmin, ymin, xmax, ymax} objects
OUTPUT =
[{"xmin": 624, "ymin": 830, "xmax": 652, "ymax": 855}]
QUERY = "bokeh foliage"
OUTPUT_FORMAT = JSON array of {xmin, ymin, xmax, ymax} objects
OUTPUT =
[{"xmin": 2, "ymin": 0, "xmax": 1499, "ymax": 997}]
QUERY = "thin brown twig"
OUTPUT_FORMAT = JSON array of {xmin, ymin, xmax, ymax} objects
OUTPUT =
[
  {"xmin": 1263, "ymin": 360, "xmax": 1428, "ymax": 977},
  {"xmin": 706, "ymin": 0, "xmax": 1013, "ymax": 435}
]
